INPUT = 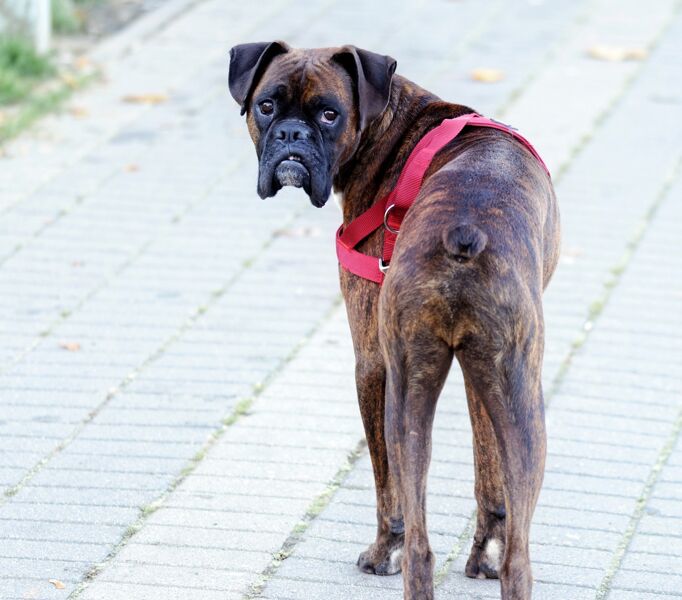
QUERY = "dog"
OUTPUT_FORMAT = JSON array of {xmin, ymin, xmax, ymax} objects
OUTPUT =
[{"xmin": 228, "ymin": 41, "xmax": 560, "ymax": 600}]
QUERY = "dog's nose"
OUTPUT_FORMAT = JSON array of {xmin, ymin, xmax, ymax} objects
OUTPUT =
[{"xmin": 274, "ymin": 121, "xmax": 310, "ymax": 143}]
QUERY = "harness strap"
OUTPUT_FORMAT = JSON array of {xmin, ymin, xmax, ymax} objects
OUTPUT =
[{"xmin": 336, "ymin": 113, "xmax": 549, "ymax": 284}]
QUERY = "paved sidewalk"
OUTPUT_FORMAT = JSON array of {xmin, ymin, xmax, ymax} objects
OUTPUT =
[{"xmin": 1, "ymin": 0, "xmax": 681, "ymax": 599}]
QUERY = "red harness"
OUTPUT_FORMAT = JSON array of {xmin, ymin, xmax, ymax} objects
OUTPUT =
[{"xmin": 335, "ymin": 112, "xmax": 550, "ymax": 284}]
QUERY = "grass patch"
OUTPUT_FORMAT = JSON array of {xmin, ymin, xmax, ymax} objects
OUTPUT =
[
  {"xmin": 0, "ymin": 70, "xmax": 97, "ymax": 144},
  {"xmin": 0, "ymin": 37, "xmax": 55, "ymax": 105},
  {"xmin": 0, "ymin": 63, "xmax": 99, "ymax": 144},
  {"xmin": 0, "ymin": 1, "xmax": 100, "ymax": 139}
]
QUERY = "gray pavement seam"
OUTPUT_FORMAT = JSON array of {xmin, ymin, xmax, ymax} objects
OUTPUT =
[
  {"xmin": 425, "ymin": 0, "xmax": 507, "ymax": 80},
  {"xmin": 0, "ymin": 170, "xmax": 218, "ymax": 378},
  {"xmin": 243, "ymin": 439, "xmax": 367, "ymax": 599},
  {"xmin": 550, "ymin": 0, "xmax": 682, "ymax": 183},
  {"xmin": 592, "ymin": 166, "xmax": 682, "ymax": 600},
  {"xmin": 0, "ymin": 83, "xmax": 222, "ymax": 269},
  {"xmin": 0, "ymin": 0, "xmax": 341, "ymax": 502},
  {"xmin": 495, "ymin": 0, "xmax": 597, "ymax": 119},
  {"xmin": 1, "ymin": 204, "xmax": 309, "ymax": 504},
  {"xmin": 67, "ymin": 296, "xmax": 344, "ymax": 599}
]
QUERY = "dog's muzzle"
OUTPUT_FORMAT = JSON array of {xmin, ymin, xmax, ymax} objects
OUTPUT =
[{"xmin": 274, "ymin": 155, "xmax": 310, "ymax": 190}]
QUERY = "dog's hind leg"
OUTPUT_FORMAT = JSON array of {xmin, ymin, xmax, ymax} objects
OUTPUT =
[
  {"xmin": 458, "ymin": 329, "xmax": 546, "ymax": 600},
  {"xmin": 382, "ymin": 331, "xmax": 453, "ymax": 600},
  {"xmin": 463, "ymin": 375, "xmax": 506, "ymax": 580}
]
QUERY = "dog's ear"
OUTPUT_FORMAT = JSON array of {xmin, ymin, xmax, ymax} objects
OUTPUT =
[
  {"xmin": 229, "ymin": 41, "xmax": 290, "ymax": 115},
  {"xmin": 332, "ymin": 46, "xmax": 397, "ymax": 130}
]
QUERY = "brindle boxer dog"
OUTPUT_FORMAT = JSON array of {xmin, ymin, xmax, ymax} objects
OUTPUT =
[{"xmin": 228, "ymin": 41, "xmax": 560, "ymax": 600}]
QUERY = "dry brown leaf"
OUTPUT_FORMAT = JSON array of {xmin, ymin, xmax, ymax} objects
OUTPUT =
[
  {"xmin": 471, "ymin": 68, "xmax": 504, "ymax": 83},
  {"xmin": 587, "ymin": 45, "xmax": 647, "ymax": 62},
  {"xmin": 60, "ymin": 73, "xmax": 78, "ymax": 88},
  {"xmin": 69, "ymin": 106, "xmax": 89, "ymax": 118},
  {"xmin": 124, "ymin": 163, "xmax": 140, "ymax": 172},
  {"xmin": 75, "ymin": 56, "xmax": 92, "ymax": 71},
  {"xmin": 59, "ymin": 341, "xmax": 81, "ymax": 352},
  {"xmin": 122, "ymin": 93, "xmax": 168, "ymax": 105},
  {"xmin": 48, "ymin": 579, "xmax": 66, "ymax": 589}
]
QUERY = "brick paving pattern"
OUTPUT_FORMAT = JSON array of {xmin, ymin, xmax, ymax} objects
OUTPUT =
[{"xmin": 0, "ymin": 0, "xmax": 681, "ymax": 599}]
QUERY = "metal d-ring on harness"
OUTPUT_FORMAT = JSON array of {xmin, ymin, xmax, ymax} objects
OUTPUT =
[
  {"xmin": 378, "ymin": 204, "xmax": 399, "ymax": 274},
  {"xmin": 383, "ymin": 204, "xmax": 400, "ymax": 235},
  {"xmin": 335, "ymin": 113, "xmax": 550, "ymax": 285}
]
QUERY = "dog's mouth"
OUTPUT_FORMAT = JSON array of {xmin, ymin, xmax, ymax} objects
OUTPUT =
[
  {"xmin": 258, "ymin": 145, "xmax": 330, "ymax": 208},
  {"xmin": 274, "ymin": 154, "xmax": 311, "ymax": 193}
]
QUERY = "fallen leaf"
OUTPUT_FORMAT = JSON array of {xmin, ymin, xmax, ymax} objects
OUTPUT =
[
  {"xmin": 48, "ymin": 579, "xmax": 66, "ymax": 589},
  {"xmin": 471, "ymin": 68, "xmax": 504, "ymax": 83},
  {"xmin": 122, "ymin": 93, "xmax": 168, "ymax": 105},
  {"xmin": 60, "ymin": 73, "xmax": 78, "ymax": 88},
  {"xmin": 74, "ymin": 56, "xmax": 92, "ymax": 71},
  {"xmin": 59, "ymin": 342, "xmax": 81, "ymax": 352},
  {"xmin": 124, "ymin": 163, "xmax": 140, "ymax": 172},
  {"xmin": 69, "ymin": 106, "xmax": 89, "ymax": 118},
  {"xmin": 587, "ymin": 45, "xmax": 647, "ymax": 62}
]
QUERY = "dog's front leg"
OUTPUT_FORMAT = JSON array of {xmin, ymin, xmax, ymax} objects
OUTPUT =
[{"xmin": 341, "ymin": 274, "xmax": 404, "ymax": 576}]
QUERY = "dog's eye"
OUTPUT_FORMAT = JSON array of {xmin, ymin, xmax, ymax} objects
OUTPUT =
[
  {"xmin": 322, "ymin": 109, "xmax": 338, "ymax": 123},
  {"xmin": 259, "ymin": 100, "xmax": 274, "ymax": 115}
]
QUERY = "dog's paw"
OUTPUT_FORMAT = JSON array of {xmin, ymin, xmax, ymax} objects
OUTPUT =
[
  {"xmin": 357, "ymin": 538, "xmax": 404, "ymax": 576},
  {"xmin": 465, "ymin": 538, "xmax": 503, "ymax": 579}
]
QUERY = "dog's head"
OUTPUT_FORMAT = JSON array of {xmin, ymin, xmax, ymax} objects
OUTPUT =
[{"xmin": 228, "ymin": 42, "xmax": 396, "ymax": 207}]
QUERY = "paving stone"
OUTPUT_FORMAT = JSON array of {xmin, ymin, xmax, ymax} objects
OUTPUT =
[
  {"xmin": 611, "ymin": 569, "xmax": 682, "ymax": 596},
  {"xmin": 606, "ymin": 591, "xmax": 681, "ymax": 600},
  {"xmin": 78, "ymin": 580, "xmax": 242, "ymax": 600}
]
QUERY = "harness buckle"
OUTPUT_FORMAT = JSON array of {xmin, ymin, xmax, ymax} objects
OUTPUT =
[
  {"xmin": 383, "ymin": 204, "xmax": 400, "ymax": 234},
  {"xmin": 378, "ymin": 258, "xmax": 390, "ymax": 274}
]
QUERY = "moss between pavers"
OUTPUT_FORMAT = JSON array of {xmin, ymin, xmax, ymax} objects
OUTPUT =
[{"xmin": 244, "ymin": 440, "xmax": 367, "ymax": 600}]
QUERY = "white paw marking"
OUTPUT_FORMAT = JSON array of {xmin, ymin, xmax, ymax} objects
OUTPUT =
[
  {"xmin": 484, "ymin": 538, "xmax": 502, "ymax": 570},
  {"xmin": 389, "ymin": 547, "xmax": 403, "ymax": 572}
]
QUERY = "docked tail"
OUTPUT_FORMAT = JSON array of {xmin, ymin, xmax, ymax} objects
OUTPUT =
[{"xmin": 442, "ymin": 223, "xmax": 488, "ymax": 263}]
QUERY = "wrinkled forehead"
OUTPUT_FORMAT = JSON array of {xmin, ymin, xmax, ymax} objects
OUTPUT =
[{"xmin": 253, "ymin": 49, "xmax": 354, "ymax": 107}]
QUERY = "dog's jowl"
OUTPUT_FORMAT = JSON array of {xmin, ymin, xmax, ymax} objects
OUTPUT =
[{"xmin": 229, "ymin": 41, "xmax": 560, "ymax": 600}]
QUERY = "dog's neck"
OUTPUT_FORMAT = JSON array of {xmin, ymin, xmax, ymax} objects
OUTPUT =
[{"xmin": 333, "ymin": 75, "xmax": 472, "ymax": 223}]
